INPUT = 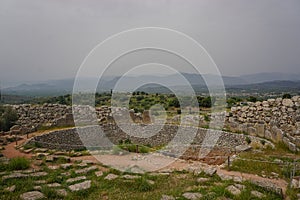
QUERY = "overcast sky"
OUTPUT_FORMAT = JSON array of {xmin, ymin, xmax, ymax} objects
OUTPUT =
[{"xmin": 0, "ymin": 0, "xmax": 300, "ymax": 85}]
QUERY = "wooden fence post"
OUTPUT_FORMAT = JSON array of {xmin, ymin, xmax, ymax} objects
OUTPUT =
[{"xmin": 228, "ymin": 156, "xmax": 230, "ymax": 171}]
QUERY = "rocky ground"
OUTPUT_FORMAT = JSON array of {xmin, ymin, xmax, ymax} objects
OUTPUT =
[{"xmin": 0, "ymin": 131, "xmax": 293, "ymax": 200}]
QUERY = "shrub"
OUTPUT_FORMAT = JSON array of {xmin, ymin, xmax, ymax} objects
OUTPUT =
[
  {"xmin": 0, "ymin": 105, "xmax": 18, "ymax": 131},
  {"xmin": 245, "ymin": 136, "xmax": 252, "ymax": 144},
  {"xmin": 204, "ymin": 114, "xmax": 210, "ymax": 122},
  {"xmin": 8, "ymin": 157, "xmax": 30, "ymax": 170},
  {"xmin": 135, "ymin": 177, "xmax": 154, "ymax": 192},
  {"xmin": 283, "ymin": 93, "xmax": 292, "ymax": 99}
]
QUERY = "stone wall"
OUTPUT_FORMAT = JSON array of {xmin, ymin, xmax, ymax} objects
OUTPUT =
[
  {"xmin": 26, "ymin": 124, "xmax": 259, "ymax": 152},
  {"xmin": 226, "ymin": 96, "xmax": 300, "ymax": 151},
  {"xmin": 11, "ymin": 104, "xmax": 151, "ymax": 134},
  {"xmin": 12, "ymin": 104, "xmax": 74, "ymax": 133}
]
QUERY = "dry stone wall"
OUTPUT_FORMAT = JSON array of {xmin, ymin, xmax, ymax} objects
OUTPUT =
[
  {"xmin": 26, "ymin": 124, "xmax": 254, "ymax": 152},
  {"xmin": 226, "ymin": 96, "xmax": 300, "ymax": 151}
]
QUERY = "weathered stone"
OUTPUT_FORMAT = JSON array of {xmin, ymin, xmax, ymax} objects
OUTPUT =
[
  {"xmin": 182, "ymin": 192, "xmax": 202, "ymax": 200},
  {"xmin": 161, "ymin": 195, "xmax": 175, "ymax": 200},
  {"xmin": 68, "ymin": 180, "xmax": 91, "ymax": 192},
  {"xmin": 5, "ymin": 185, "xmax": 16, "ymax": 192},
  {"xmin": 75, "ymin": 166, "xmax": 98, "ymax": 174},
  {"xmin": 47, "ymin": 183, "xmax": 61, "ymax": 188},
  {"xmin": 104, "ymin": 174, "xmax": 118, "ymax": 180},
  {"xmin": 235, "ymin": 145, "xmax": 252, "ymax": 152},
  {"xmin": 48, "ymin": 165, "xmax": 59, "ymax": 170},
  {"xmin": 251, "ymin": 190, "xmax": 265, "ymax": 198},
  {"xmin": 204, "ymin": 167, "xmax": 217, "ymax": 176},
  {"xmin": 122, "ymin": 175, "xmax": 140, "ymax": 179},
  {"xmin": 56, "ymin": 189, "xmax": 68, "ymax": 197},
  {"xmin": 20, "ymin": 191, "xmax": 45, "ymax": 200},
  {"xmin": 33, "ymin": 186, "xmax": 42, "ymax": 191},
  {"xmin": 60, "ymin": 163, "xmax": 72, "ymax": 169},
  {"xmin": 250, "ymin": 180, "xmax": 282, "ymax": 196},
  {"xmin": 196, "ymin": 177, "xmax": 209, "ymax": 183},
  {"xmin": 66, "ymin": 176, "xmax": 87, "ymax": 183},
  {"xmin": 226, "ymin": 185, "xmax": 241, "ymax": 195},
  {"xmin": 282, "ymin": 99, "xmax": 294, "ymax": 107},
  {"xmin": 95, "ymin": 171, "xmax": 103, "ymax": 177}
]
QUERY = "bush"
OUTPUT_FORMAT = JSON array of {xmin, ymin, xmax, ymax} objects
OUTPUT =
[
  {"xmin": 0, "ymin": 105, "xmax": 18, "ymax": 131},
  {"xmin": 135, "ymin": 177, "xmax": 154, "ymax": 192},
  {"xmin": 283, "ymin": 93, "xmax": 292, "ymax": 99},
  {"xmin": 245, "ymin": 136, "xmax": 252, "ymax": 144},
  {"xmin": 8, "ymin": 157, "xmax": 30, "ymax": 170}
]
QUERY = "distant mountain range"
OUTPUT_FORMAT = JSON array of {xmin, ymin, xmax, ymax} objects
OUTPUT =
[{"xmin": 2, "ymin": 72, "xmax": 300, "ymax": 96}]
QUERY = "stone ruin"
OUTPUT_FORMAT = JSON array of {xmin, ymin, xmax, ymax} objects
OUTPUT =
[
  {"xmin": 225, "ymin": 96, "xmax": 300, "ymax": 152},
  {"xmin": 2, "ymin": 95, "xmax": 300, "ymax": 152}
]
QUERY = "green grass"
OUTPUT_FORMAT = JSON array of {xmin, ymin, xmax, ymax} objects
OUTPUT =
[{"xmin": 7, "ymin": 157, "xmax": 31, "ymax": 171}]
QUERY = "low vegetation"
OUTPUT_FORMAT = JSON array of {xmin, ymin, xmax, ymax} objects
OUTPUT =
[{"xmin": 0, "ymin": 105, "xmax": 18, "ymax": 131}]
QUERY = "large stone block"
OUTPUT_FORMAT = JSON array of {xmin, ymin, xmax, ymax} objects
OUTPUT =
[
  {"xmin": 271, "ymin": 126, "xmax": 284, "ymax": 142},
  {"xmin": 255, "ymin": 123, "xmax": 265, "ymax": 138}
]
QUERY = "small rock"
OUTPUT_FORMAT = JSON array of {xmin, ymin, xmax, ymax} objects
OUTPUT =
[
  {"xmin": 35, "ymin": 148, "xmax": 48, "ymax": 153},
  {"xmin": 60, "ymin": 163, "xmax": 72, "ymax": 169},
  {"xmin": 45, "ymin": 156, "xmax": 54, "ymax": 162},
  {"xmin": 77, "ymin": 162, "xmax": 88, "ymax": 167},
  {"xmin": 20, "ymin": 191, "xmax": 45, "ymax": 200},
  {"xmin": 291, "ymin": 179, "xmax": 299, "ymax": 188},
  {"xmin": 196, "ymin": 177, "xmax": 209, "ymax": 183},
  {"xmin": 235, "ymin": 145, "xmax": 252, "ymax": 152},
  {"xmin": 234, "ymin": 184, "xmax": 245, "ymax": 190},
  {"xmin": 226, "ymin": 185, "xmax": 241, "ymax": 195},
  {"xmin": 34, "ymin": 180, "xmax": 47, "ymax": 184},
  {"xmin": 47, "ymin": 183, "xmax": 61, "ymax": 187},
  {"xmin": 48, "ymin": 165, "xmax": 59, "ymax": 170},
  {"xmin": 24, "ymin": 149, "xmax": 33, "ymax": 154},
  {"xmin": 66, "ymin": 176, "xmax": 87, "ymax": 183},
  {"xmin": 33, "ymin": 186, "xmax": 42, "ymax": 191},
  {"xmin": 233, "ymin": 176, "xmax": 243, "ymax": 183},
  {"xmin": 122, "ymin": 175, "xmax": 140, "ymax": 179},
  {"xmin": 5, "ymin": 185, "xmax": 16, "ymax": 192},
  {"xmin": 95, "ymin": 171, "xmax": 103, "ymax": 177},
  {"xmin": 56, "ymin": 189, "xmax": 68, "ymax": 197},
  {"xmin": 204, "ymin": 168, "xmax": 217, "ymax": 176},
  {"xmin": 75, "ymin": 166, "xmax": 98, "ymax": 174},
  {"xmin": 251, "ymin": 190, "xmax": 265, "ymax": 198},
  {"xmin": 161, "ymin": 195, "xmax": 175, "ymax": 200},
  {"xmin": 68, "ymin": 180, "xmax": 91, "ymax": 192},
  {"xmin": 182, "ymin": 192, "xmax": 202, "ymax": 200},
  {"xmin": 147, "ymin": 180, "xmax": 155, "ymax": 185},
  {"xmin": 104, "ymin": 174, "xmax": 118, "ymax": 180},
  {"xmin": 31, "ymin": 172, "xmax": 48, "ymax": 177}
]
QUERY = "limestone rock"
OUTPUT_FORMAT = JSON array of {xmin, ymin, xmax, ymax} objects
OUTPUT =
[
  {"xmin": 204, "ymin": 167, "xmax": 217, "ymax": 176},
  {"xmin": 104, "ymin": 174, "xmax": 118, "ymax": 180},
  {"xmin": 20, "ymin": 191, "xmax": 45, "ymax": 200},
  {"xmin": 68, "ymin": 180, "xmax": 91, "ymax": 192},
  {"xmin": 226, "ymin": 185, "xmax": 241, "ymax": 195},
  {"xmin": 75, "ymin": 166, "xmax": 97, "ymax": 174},
  {"xmin": 251, "ymin": 190, "xmax": 265, "ymax": 198},
  {"xmin": 66, "ymin": 176, "xmax": 87, "ymax": 183},
  {"xmin": 161, "ymin": 195, "xmax": 175, "ymax": 200},
  {"xmin": 182, "ymin": 192, "xmax": 202, "ymax": 200},
  {"xmin": 235, "ymin": 145, "xmax": 252, "ymax": 152}
]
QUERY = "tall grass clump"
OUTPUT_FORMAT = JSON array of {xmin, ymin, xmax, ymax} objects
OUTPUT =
[{"xmin": 8, "ymin": 157, "xmax": 30, "ymax": 170}]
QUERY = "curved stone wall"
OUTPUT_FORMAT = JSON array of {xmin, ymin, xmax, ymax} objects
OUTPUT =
[{"xmin": 26, "ymin": 124, "xmax": 264, "ymax": 152}]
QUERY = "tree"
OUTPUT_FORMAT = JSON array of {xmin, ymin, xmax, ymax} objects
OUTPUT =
[
  {"xmin": 282, "ymin": 93, "xmax": 291, "ymax": 99},
  {"xmin": 0, "ymin": 105, "xmax": 18, "ymax": 131}
]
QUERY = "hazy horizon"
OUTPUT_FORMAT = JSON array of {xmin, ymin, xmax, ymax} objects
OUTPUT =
[{"xmin": 1, "ymin": 0, "xmax": 300, "ymax": 84}]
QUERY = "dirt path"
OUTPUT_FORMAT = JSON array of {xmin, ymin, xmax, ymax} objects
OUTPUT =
[
  {"xmin": 2, "ymin": 135, "xmax": 32, "ymax": 159},
  {"xmin": 1, "ymin": 127, "xmax": 73, "ymax": 159}
]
